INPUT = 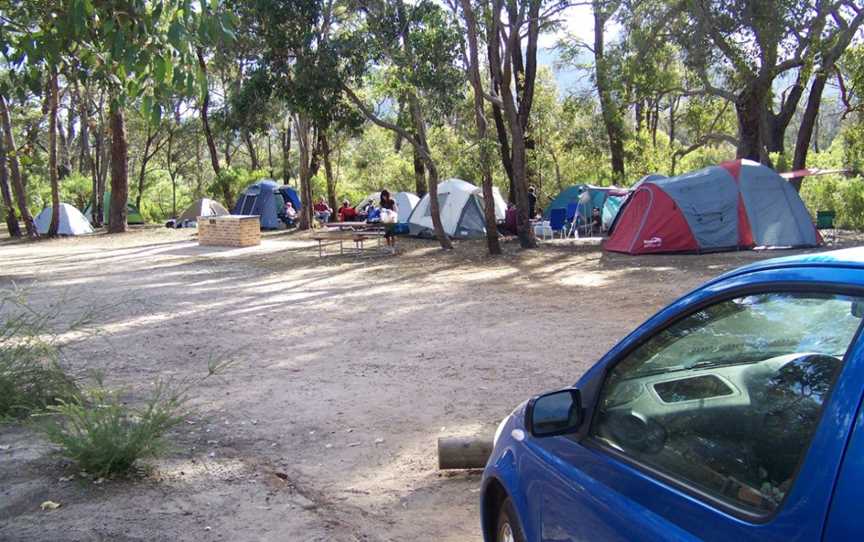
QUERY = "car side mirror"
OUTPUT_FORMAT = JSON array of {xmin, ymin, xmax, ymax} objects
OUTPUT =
[{"xmin": 526, "ymin": 388, "xmax": 583, "ymax": 438}]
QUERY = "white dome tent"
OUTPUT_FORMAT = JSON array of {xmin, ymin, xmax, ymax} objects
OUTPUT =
[
  {"xmin": 407, "ymin": 179, "xmax": 506, "ymax": 239},
  {"xmin": 394, "ymin": 191, "xmax": 420, "ymax": 223},
  {"xmin": 34, "ymin": 203, "xmax": 94, "ymax": 236}
]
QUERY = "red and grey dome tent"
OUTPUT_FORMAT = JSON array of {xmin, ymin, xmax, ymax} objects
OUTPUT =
[{"xmin": 605, "ymin": 160, "xmax": 820, "ymax": 255}]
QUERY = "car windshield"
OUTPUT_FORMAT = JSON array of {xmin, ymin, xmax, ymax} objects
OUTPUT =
[{"xmin": 626, "ymin": 293, "xmax": 862, "ymax": 378}]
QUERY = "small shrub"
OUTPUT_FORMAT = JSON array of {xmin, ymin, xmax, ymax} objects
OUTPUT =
[
  {"xmin": 0, "ymin": 288, "xmax": 82, "ymax": 419},
  {"xmin": 39, "ymin": 381, "xmax": 187, "ymax": 476}
]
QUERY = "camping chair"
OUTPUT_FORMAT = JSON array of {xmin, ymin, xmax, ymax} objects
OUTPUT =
[
  {"xmin": 816, "ymin": 210, "xmax": 837, "ymax": 244},
  {"xmin": 546, "ymin": 208, "xmax": 567, "ymax": 239},
  {"xmin": 565, "ymin": 203, "xmax": 579, "ymax": 238}
]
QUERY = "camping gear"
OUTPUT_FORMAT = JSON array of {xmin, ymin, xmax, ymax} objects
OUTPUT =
[
  {"xmin": 407, "ymin": 178, "xmax": 506, "ymax": 239},
  {"xmin": 394, "ymin": 192, "xmax": 420, "ymax": 223},
  {"xmin": 545, "ymin": 208, "xmax": 567, "ymax": 239},
  {"xmin": 177, "ymin": 198, "xmax": 229, "ymax": 224},
  {"xmin": 233, "ymin": 180, "xmax": 301, "ymax": 229},
  {"xmin": 380, "ymin": 208, "xmax": 398, "ymax": 224},
  {"xmin": 816, "ymin": 210, "xmax": 837, "ymax": 243},
  {"xmin": 605, "ymin": 159, "xmax": 820, "ymax": 254},
  {"xmin": 83, "ymin": 192, "xmax": 145, "ymax": 224},
  {"xmin": 34, "ymin": 203, "xmax": 94, "ymax": 235},
  {"xmin": 544, "ymin": 185, "xmax": 628, "ymax": 229},
  {"xmin": 602, "ymin": 195, "xmax": 624, "ymax": 231}
]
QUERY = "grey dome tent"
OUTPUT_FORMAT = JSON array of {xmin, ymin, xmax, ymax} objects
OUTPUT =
[
  {"xmin": 232, "ymin": 180, "xmax": 301, "ymax": 229},
  {"xmin": 178, "ymin": 198, "xmax": 228, "ymax": 223},
  {"xmin": 34, "ymin": 203, "xmax": 94, "ymax": 235}
]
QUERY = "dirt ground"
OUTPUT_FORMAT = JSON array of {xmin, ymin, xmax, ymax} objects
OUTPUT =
[{"xmin": 1, "ymin": 226, "xmax": 861, "ymax": 541}]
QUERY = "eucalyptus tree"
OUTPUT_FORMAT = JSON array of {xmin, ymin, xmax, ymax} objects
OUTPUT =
[{"xmin": 340, "ymin": 0, "xmax": 464, "ymax": 248}]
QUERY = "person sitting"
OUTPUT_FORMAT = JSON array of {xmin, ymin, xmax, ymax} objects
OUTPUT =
[
  {"xmin": 313, "ymin": 197, "xmax": 332, "ymax": 224},
  {"xmin": 504, "ymin": 203, "xmax": 519, "ymax": 235},
  {"xmin": 591, "ymin": 207, "xmax": 602, "ymax": 234},
  {"xmin": 281, "ymin": 201, "xmax": 298, "ymax": 227},
  {"xmin": 337, "ymin": 200, "xmax": 358, "ymax": 222}
]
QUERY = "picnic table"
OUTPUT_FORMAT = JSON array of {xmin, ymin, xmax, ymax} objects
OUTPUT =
[
  {"xmin": 323, "ymin": 221, "xmax": 384, "ymax": 232},
  {"xmin": 311, "ymin": 229, "xmax": 385, "ymax": 257}
]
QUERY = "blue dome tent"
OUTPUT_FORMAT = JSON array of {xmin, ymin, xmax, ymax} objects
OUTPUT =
[{"xmin": 232, "ymin": 180, "xmax": 301, "ymax": 229}]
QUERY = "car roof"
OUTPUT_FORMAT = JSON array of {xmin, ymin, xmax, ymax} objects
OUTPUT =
[{"xmin": 712, "ymin": 247, "xmax": 864, "ymax": 284}]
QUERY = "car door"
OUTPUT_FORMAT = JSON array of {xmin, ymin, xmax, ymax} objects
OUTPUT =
[
  {"xmin": 522, "ymin": 278, "xmax": 864, "ymax": 542},
  {"xmin": 823, "ymin": 389, "xmax": 864, "ymax": 541}
]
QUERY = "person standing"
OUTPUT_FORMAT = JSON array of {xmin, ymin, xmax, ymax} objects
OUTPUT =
[
  {"xmin": 380, "ymin": 189, "xmax": 399, "ymax": 253},
  {"xmin": 527, "ymin": 186, "xmax": 537, "ymax": 219}
]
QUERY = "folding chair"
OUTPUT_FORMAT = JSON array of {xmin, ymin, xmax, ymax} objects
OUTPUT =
[
  {"xmin": 816, "ymin": 210, "xmax": 837, "ymax": 244},
  {"xmin": 547, "ymin": 208, "xmax": 567, "ymax": 239}
]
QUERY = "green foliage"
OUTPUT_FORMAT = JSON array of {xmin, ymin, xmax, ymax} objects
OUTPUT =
[
  {"xmin": 206, "ymin": 167, "xmax": 269, "ymax": 208},
  {"xmin": 39, "ymin": 380, "xmax": 187, "ymax": 476},
  {"xmin": 0, "ymin": 288, "xmax": 82, "ymax": 420}
]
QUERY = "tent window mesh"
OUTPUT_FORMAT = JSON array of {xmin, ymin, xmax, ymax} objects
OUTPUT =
[{"xmin": 240, "ymin": 195, "xmax": 257, "ymax": 215}]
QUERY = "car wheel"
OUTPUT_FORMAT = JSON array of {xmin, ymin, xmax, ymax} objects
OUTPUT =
[{"xmin": 496, "ymin": 497, "xmax": 526, "ymax": 542}]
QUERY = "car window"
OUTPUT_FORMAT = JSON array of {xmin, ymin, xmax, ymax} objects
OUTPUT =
[{"xmin": 591, "ymin": 292, "xmax": 863, "ymax": 515}]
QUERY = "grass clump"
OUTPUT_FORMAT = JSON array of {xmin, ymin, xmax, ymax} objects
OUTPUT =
[
  {"xmin": 40, "ymin": 380, "xmax": 188, "ymax": 477},
  {"xmin": 0, "ymin": 287, "xmax": 82, "ymax": 419}
]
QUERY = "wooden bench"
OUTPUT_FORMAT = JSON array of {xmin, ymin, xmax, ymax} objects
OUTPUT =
[{"xmin": 311, "ymin": 230, "xmax": 385, "ymax": 257}]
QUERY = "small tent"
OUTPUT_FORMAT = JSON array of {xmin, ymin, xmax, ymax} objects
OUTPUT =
[
  {"xmin": 232, "ymin": 180, "xmax": 301, "ymax": 229},
  {"xmin": 394, "ymin": 192, "xmax": 420, "ymax": 223},
  {"xmin": 83, "ymin": 192, "xmax": 145, "ymax": 224},
  {"xmin": 605, "ymin": 160, "xmax": 819, "ymax": 254},
  {"xmin": 407, "ymin": 178, "xmax": 506, "ymax": 239},
  {"xmin": 177, "ymin": 198, "xmax": 229, "ymax": 223},
  {"xmin": 34, "ymin": 203, "xmax": 94, "ymax": 235}
]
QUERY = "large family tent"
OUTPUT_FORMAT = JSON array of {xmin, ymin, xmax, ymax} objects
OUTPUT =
[
  {"xmin": 83, "ymin": 192, "xmax": 145, "ymax": 224},
  {"xmin": 407, "ymin": 178, "xmax": 506, "ymax": 239},
  {"xmin": 232, "ymin": 180, "xmax": 301, "ymax": 229},
  {"xmin": 544, "ymin": 185, "xmax": 627, "ymax": 228},
  {"xmin": 177, "ymin": 198, "xmax": 229, "ymax": 222},
  {"xmin": 34, "ymin": 203, "xmax": 94, "ymax": 235},
  {"xmin": 605, "ymin": 159, "xmax": 819, "ymax": 255},
  {"xmin": 395, "ymin": 192, "xmax": 420, "ymax": 223}
]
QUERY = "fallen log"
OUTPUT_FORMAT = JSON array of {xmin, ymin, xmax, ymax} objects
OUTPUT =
[{"xmin": 437, "ymin": 435, "xmax": 494, "ymax": 470}]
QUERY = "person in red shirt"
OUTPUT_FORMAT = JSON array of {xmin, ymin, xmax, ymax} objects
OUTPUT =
[
  {"xmin": 337, "ymin": 200, "xmax": 357, "ymax": 222},
  {"xmin": 313, "ymin": 197, "xmax": 332, "ymax": 223}
]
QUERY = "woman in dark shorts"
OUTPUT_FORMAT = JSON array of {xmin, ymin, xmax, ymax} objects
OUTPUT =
[{"xmin": 380, "ymin": 189, "xmax": 399, "ymax": 253}]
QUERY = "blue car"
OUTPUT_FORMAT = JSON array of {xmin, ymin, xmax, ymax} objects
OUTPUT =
[{"xmin": 482, "ymin": 248, "xmax": 864, "ymax": 542}]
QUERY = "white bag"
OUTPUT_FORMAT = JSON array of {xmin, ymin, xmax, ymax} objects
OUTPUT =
[{"xmin": 380, "ymin": 208, "xmax": 398, "ymax": 224}]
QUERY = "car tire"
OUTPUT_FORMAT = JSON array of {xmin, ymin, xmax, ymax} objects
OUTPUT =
[{"xmin": 496, "ymin": 497, "xmax": 526, "ymax": 542}]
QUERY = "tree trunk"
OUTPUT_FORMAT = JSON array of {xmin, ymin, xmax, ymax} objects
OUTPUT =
[
  {"xmin": 0, "ymin": 93, "xmax": 36, "ymax": 236},
  {"xmin": 196, "ymin": 47, "xmax": 221, "ymax": 179},
  {"xmin": 281, "ymin": 121, "xmax": 292, "ymax": 184},
  {"xmin": 593, "ymin": 1, "xmax": 626, "ymax": 180},
  {"xmin": 487, "ymin": 0, "xmax": 535, "ymax": 249},
  {"xmin": 243, "ymin": 130, "xmax": 260, "ymax": 170},
  {"xmin": 460, "ymin": 0, "xmax": 501, "ymax": 255},
  {"xmin": 0, "ymin": 126, "xmax": 20, "ymax": 237},
  {"xmin": 295, "ymin": 115, "xmax": 314, "ymax": 230},
  {"xmin": 735, "ymin": 83, "xmax": 768, "ymax": 163},
  {"xmin": 267, "ymin": 130, "xmax": 274, "ymax": 178},
  {"xmin": 108, "ymin": 105, "xmax": 128, "ymax": 233},
  {"xmin": 791, "ymin": 72, "xmax": 828, "ymax": 192},
  {"xmin": 48, "ymin": 72, "xmax": 61, "ymax": 237},
  {"xmin": 136, "ymin": 126, "xmax": 153, "ymax": 210},
  {"xmin": 487, "ymin": 40, "xmax": 515, "ymax": 202},
  {"xmin": 412, "ymin": 144, "xmax": 427, "ymax": 197},
  {"xmin": 320, "ymin": 132, "xmax": 338, "ymax": 212}
]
